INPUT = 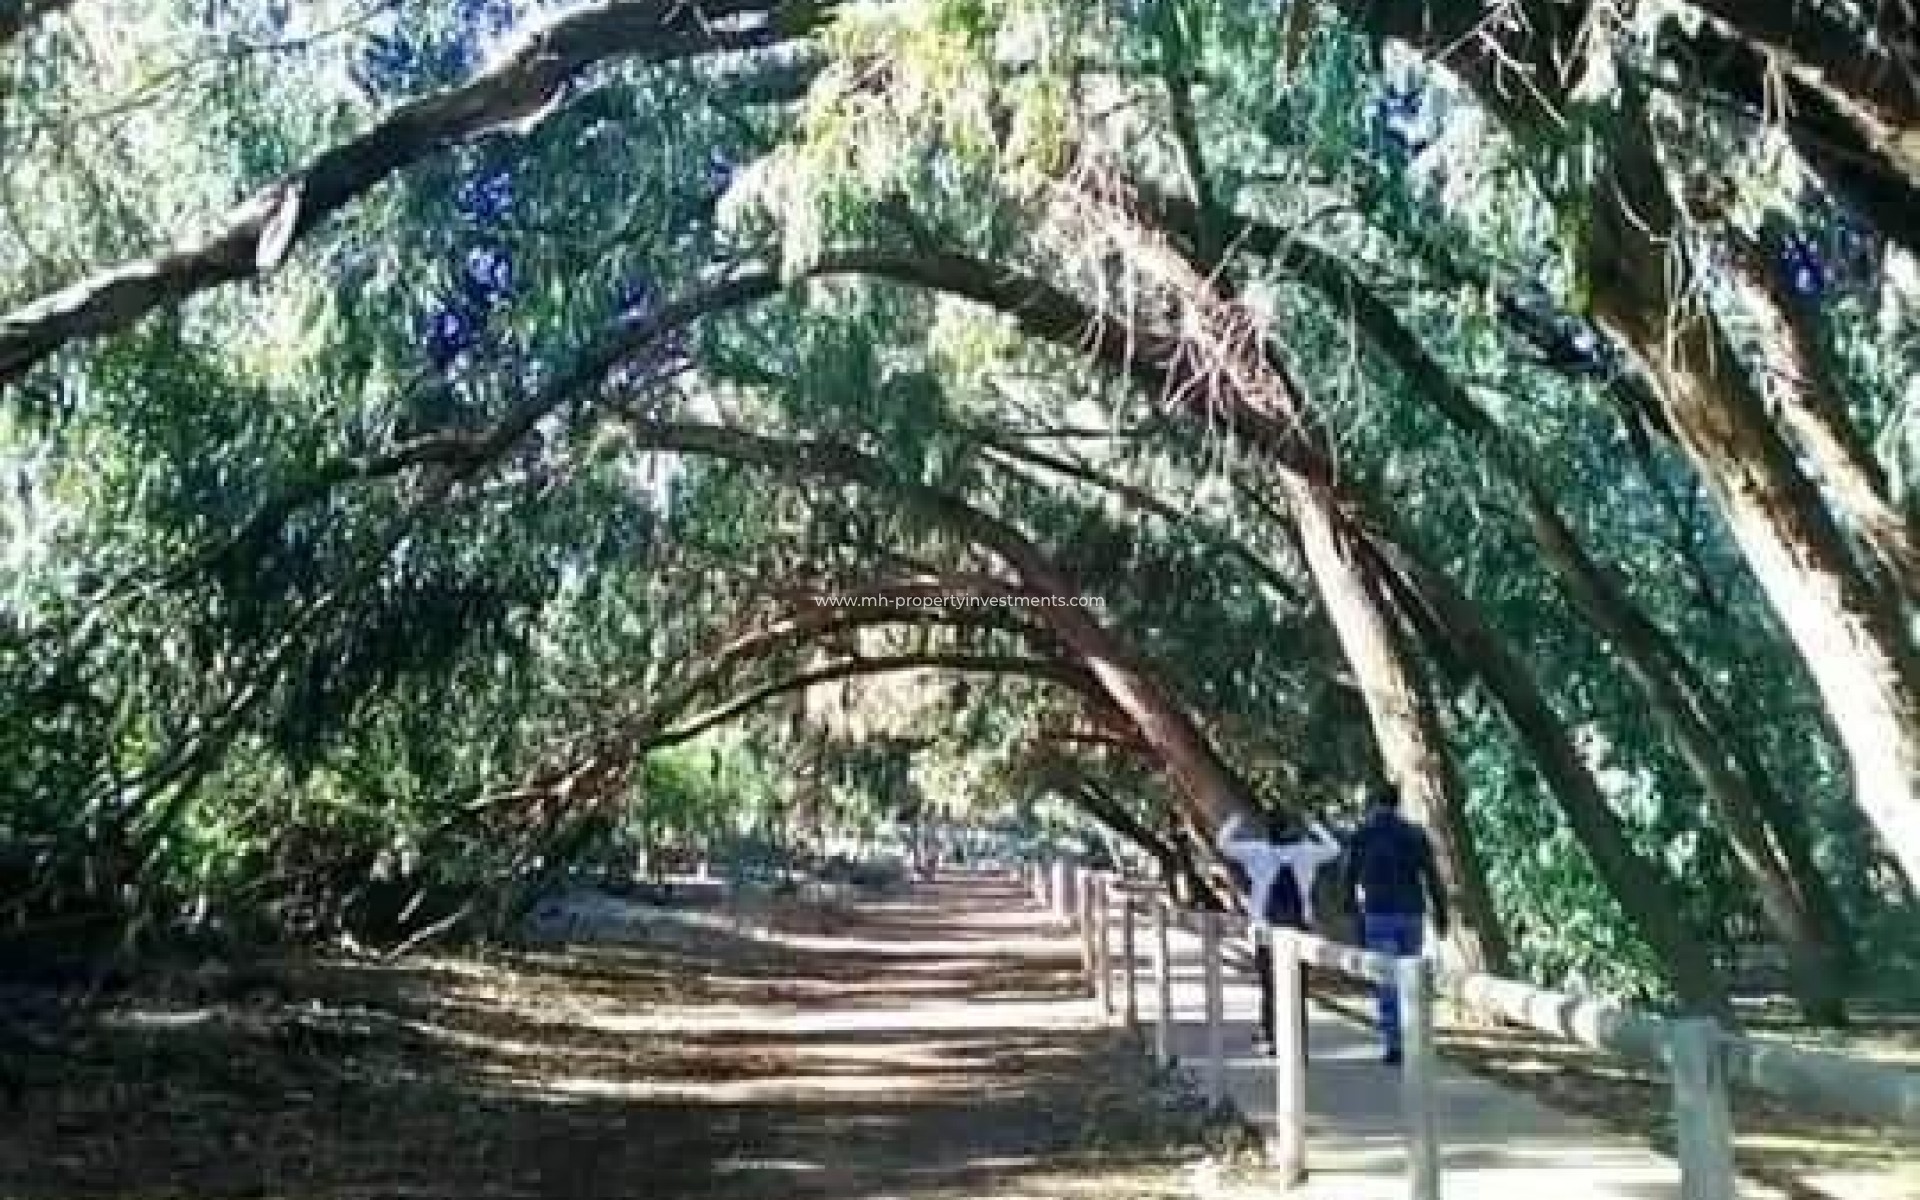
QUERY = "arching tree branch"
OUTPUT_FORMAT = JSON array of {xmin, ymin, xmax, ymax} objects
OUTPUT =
[
  {"xmin": 0, "ymin": 0, "xmax": 832, "ymax": 386},
  {"xmin": 645, "ymin": 652, "xmax": 1091, "ymax": 750},
  {"xmin": 977, "ymin": 435, "xmax": 1311, "ymax": 611},
  {"xmin": 642, "ymin": 580, "xmax": 1061, "ymax": 732}
]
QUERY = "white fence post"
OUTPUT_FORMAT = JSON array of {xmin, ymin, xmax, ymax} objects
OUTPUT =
[
  {"xmin": 1154, "ymin": 899, "xmax": 1174, "ymax": 1066},
  {"xmin": 1399, "ymin": 956, "xmax": 1441, "ymax": 1200},
  {"xmin": 1264, "ymin": 925, "xmax": 1920, "ymax": 1200},
  {"xmin": 1095, "ymin": 876, "xmax": 1114, "ymax": 1016},
  {"xmin": 1203, "ymin": 909, "xmax": 1225, "ymax": 1108},
  {"xmin": 1671, "ymin": 1018, "xmax": 1736, "ymax": 1200},
  {"xmin": 1122, "ymin": 894, "xmax": 1139, "ymax": 1029},
  {"xmin": 1078, "ymin": 872, "xmax": 1096, "ymax": 993},
  {"xmin": 1052, "ymin": 860, "xmax": 1069, "ymax": 922},
  {"xmin": 1272, "ymin": 929, "xmax": 1307, "ymax": 1185}
]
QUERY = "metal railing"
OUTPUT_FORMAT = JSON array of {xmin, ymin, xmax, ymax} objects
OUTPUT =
[{"xmin": 1022, "ymin": 859, "xmax": 1920, "ymax": 1200}]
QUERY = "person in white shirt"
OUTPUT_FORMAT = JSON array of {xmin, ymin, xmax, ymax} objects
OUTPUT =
[{"xmin": 1216, "ymin": 811, "xmax": 1344, "ymax": 1051}]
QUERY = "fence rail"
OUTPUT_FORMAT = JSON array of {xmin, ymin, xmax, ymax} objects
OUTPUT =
[{"xmin": 1021, "ymin": 858, "xmax": 1920, "ymax": 1200}]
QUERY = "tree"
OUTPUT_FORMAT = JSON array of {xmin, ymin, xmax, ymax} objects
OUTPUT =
[{"xmin": 4, "ymin": 0, "xmax": 1914, "ymax": 1016}]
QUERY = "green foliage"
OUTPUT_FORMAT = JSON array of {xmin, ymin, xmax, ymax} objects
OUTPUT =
[{"xmin": 0, "ymin": 0, "xmax": 1912, "ymax": 1012}]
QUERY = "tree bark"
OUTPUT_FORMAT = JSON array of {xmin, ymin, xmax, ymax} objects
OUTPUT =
[
  {"xmin": 616, "ymin": 418, "xmax": 1268, "ymax": 837},
  {"xmin": 1045, "ymin": 174, "xmax": 1519, "ymax": 973},
  {"xmin": 1686, "ymin": 0, "xmax": 1920, "ymax": 134},
  {"xmin": 1725, "ymin": 234, "xmax": 1920, "ymax": 605},
  {"xmin": 1671, "ymin": 4, "xmax": 1920, "ymax": 253},
  {"xmin": 1073, "ymin": 780, "xmax": 1212, "ymax": 904},
  {"xmin": 1266, "ymin": 231, "xmax": 1852, "ymax": 1020},
  {"xmin": 1587, "ymin": 118, "xmax": 1920, "ymax": 892},
  {"xmin": 0, "ymin": 0, "xmax": 824, "ymax": 385},
  {"xmin": 1526, "ymin": 492, "xmax": 1853, "ymax": 1017},
  {"xmin": 1331, "ymin": 0, "xmax": 1920, "ymax": 251},
  {"xmin": 1334, "ymin": 0, "xmax": 1920, "ymax": 931},
  {"xmin": 1377, "ymin": 535, "xmax": 1737, "ymax": 1016},
  {"xmin": 1287, "ymin": 475, "xmax": 1512, "ymax": 976}
]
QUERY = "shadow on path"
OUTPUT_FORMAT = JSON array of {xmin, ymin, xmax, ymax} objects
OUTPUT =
[{"xmin": 0, "ymin": 873, "xmax": 1213, "ymax": 1200}]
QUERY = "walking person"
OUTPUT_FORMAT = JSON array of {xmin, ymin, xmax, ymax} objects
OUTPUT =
[
  {"xmin": 1342, "ymin": 782, "xmax": 1450, "ymax": 1065},
  {"xmin": 1216, "ymin": 810, "xmax": 1343, "ymax": 1053}
]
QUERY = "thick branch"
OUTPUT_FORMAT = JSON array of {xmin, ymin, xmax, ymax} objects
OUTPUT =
[
  {"xmin": 978, "ymin": 437, "xmax": 1309, "ymax": 610},
  {"xmin": 1677, "ymin": 2, "xmax": 1920, "ymax": 250},
  {"xmin": 1369, "ymin": 531, "xmax": 1734, "ymax": 1016},
  {"xmin": 0, "ymin": 0, "xmax": 829, "ymax": 386},
  {"xmin": 1725, "ymin": 230, "xmax": 1920, "ymax": 600},
  {"xmin": 1265, "ymin": 213, "xmax": 1854, "ymax": 1005},
  {"xmin": 1071, "ymin": 780, "xmax": 1180, "ymax": 879},
  {"xmin": 176, "ymin": 244, "xmax": 1294, "ymax": 837},
  {"xmin": 1334, "ymin": 0, "xmax": 1920, "ymax": 255},
  {"xmin": 647, "ymin": 581, "xmax": 1056, "ymax": 727},
  {"xmin": 1687, "ymin": 0, "xmax": 1919, "ymax": 123},
  {"xmin": 222, "ymin": 239, "xmax": 1306, "ymax": 563},
  {"xmin": 1337, "ymin": 0, "xmax": 1920, "ymax": 887},
  {"xmin": 646, "ymin": 652, "xmax": 1090, "ymax": 749},
  {"xmin": 610, "ymin": 416, "xmax": 1266, "ymax": 832},
  {"xmin": 1142, "ymin": 186, "xmax": 1672, "ymax": 444}
]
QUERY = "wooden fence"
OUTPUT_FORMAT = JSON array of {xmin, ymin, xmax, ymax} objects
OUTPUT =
[{"xmin": 1022, "ymin": 860, "xmax": 1920, "ymax": 1200}]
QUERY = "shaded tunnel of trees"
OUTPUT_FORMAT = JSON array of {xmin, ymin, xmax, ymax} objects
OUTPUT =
[{"xmin": 3, "ymin": 0, "xmax": 1920, "ymax": 1029}]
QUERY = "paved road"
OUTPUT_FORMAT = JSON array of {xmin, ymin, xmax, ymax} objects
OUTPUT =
[{"xmin": 1059, "ymin": 886, "xmax": 1787, "ymax": 1200}]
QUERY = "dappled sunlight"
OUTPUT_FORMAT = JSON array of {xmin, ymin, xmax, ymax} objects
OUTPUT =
[
  {"xmin": 715, "ymin": 1157, "xmax": 829, "ymax": 1174},
  {"xmin": 578, "ymin": 996, "xmax": 1098, "ymax": 1036},
  {"xmin": 785, "ymin": 1035, "xmax": 1088, "ymax": 1074},
  {"xmin": 533, "ymin": 1070, "xmax": 981, "ymax": 1101},
  {"xmin": 9, "ymin": 0, "xmax": 1920, "ymax": 1193},
  {"xmin": 0, "ymin": 876, "xmax": 1212, "ymax": 1199},
  {"xmin": 1287, "ymin": 974, "xmax": 1920, "ymax": 1200},
  {"xmin": 1738, "ymin": 1130, "xmax": 1912, "ymax": 1164},
  {"xmin": 774, "ymin": 933, "xmax": 1069, "ymax": 957}
]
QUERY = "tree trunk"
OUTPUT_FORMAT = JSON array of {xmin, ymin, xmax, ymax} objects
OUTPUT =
[
  {"xmin": 1378, "ymin": 537, "xmax": 1737, "ymax": 1016},
  {"xmin": 1287, "ymin": 475, "xmax": 1512, "ymax": 976},
  {"xmin": 1074, "ymin": 781, "xmax": 1215, "ymax": 905},
  {"xmin": 1587, "ymin": 118, "xmax": 1920, "ymax": 892},
  {"xmin": 1073, "ymin": 782, "xmax": 1173, "ymax": 871},
  {"xmin": 1268, "ymin": 229, "xmax": 1852, "ymax": 1019},
  {"xmin": 1029, "ymin": 590, "xmax": 1265, "ymax": 834},
  {"xmin": 1686, "ymin": 0, "xmax": 1920, "ymax": 138},
  {"xmin": 618, "ymin": 419, "xmax": 1270, "ymax": 842},
  {"xmin": 1672, "ymin": 5, "xmax": 1920, "ymax": 254},
  {"xmin": 1726, "ymin": 235, "xmax": 1920, "ymax": 605},
  {"xmin": 1167, "ymin": 827, "xmax": 1217, "ymax": 909},
  {"xmin": 1334, "ymin": 0, "xmax": 1920, "ymax": 896},
  {"xmin": 1521, "ymin": 482, "xmax": 1852, "ymax": 1022}
]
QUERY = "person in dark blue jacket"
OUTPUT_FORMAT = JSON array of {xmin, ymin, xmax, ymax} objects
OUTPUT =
[{"xmin": 1341, "ymin": 782, "xmax": 1450, "ymax": 1064}]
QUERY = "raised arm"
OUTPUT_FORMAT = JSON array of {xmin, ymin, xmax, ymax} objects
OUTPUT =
[
  {"xmin": 1301, "ymin": 818, "xmax": 1343, "ymax": 868},
  {"xmin": 1214, "ymin": 812, "xmax": 1262, "ymax": 869}
]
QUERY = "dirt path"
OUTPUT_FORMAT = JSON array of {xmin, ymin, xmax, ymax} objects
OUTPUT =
[{"xmin": 0, "ymin": 874, "xmax": 1218, "ymax": 1199}]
